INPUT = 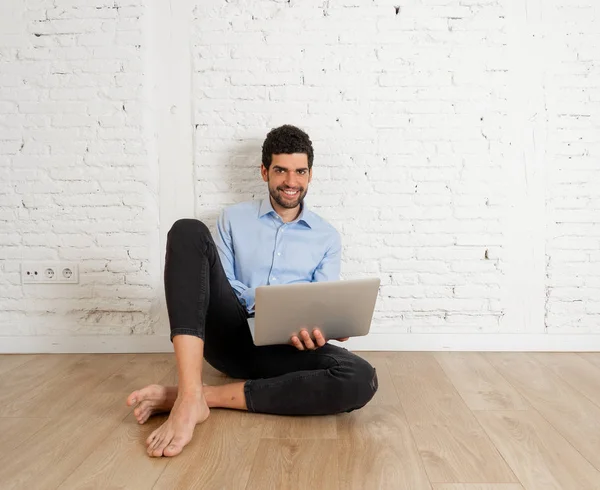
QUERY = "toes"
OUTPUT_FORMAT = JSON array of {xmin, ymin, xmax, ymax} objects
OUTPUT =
[
  {"xmin": 146, "ymin": 428, "xmax": 159, "ymax": 446},
  {"xmin": 137, "ymin": 409, "xmax": 151, "ymax": 424},
  {"xmin": 152, "ymin": 436, "xmax": 172, "ymax": 457},
  {"xmin": 163, "ymin": 443, "xmax": 184, "ymax": 457},
  {"xmin": 131, "ymin": 384, "xmax": 162, "ymax": 406},
  {"xmin": 135, "ymin": 401, "xmax": 151, "ymax": 418},
  {"xmin": 148, "ymin": 434, "xmax": 160, "ymax": 450},
  {"xmin": 127, "ymin": 391, "xmax": 139, "ymax": 406},
  {"xmin": 128, "ymin": 386, "xmax": 153, "ymax": 406},
  {"xmin": 148, "ymin": 436, "xmax": 164, "ymax": 456},
  {"xmin": 162, "ymin": 434, "xmax": 190, "ymax": 457}
]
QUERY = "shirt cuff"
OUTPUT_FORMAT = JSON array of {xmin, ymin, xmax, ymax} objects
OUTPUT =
[{"xmin": 240, "ymin": 287, "xmax": 256, "ymax": 314}]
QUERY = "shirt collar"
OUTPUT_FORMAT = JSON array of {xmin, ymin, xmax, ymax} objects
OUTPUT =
[{"xmin": 258, "ymin": 198, "xmax": 313, "ymax": 228}]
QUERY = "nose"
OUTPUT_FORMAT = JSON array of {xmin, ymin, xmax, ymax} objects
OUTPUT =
[{"xmin": 284, "ymin": 172, "xmax": 300, "ymax": 188}]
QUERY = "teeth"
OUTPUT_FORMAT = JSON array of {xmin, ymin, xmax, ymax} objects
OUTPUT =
[{"xmin": 283, "ymin": 190, "xmax": 297, "ymax": 195}]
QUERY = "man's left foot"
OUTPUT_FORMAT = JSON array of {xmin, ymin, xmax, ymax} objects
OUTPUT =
[{"xmin": 126, "ymin": 384, "xmax": 178, "ymax": 424}]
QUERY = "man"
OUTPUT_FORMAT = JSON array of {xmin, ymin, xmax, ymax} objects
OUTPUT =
[{"xmin": 126, "ymin": 125, "xmax": 378, "ymax": 458}]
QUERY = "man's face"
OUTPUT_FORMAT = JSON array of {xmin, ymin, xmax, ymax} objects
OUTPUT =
[{"xmin": 261, "ymin": 153, "xmax": 312, "ymax": 210}]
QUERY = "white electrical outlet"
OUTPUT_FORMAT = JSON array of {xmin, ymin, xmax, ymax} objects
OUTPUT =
[{"xmin": 21, "ymin": 262, "xmax": 79, "ymax": 284}]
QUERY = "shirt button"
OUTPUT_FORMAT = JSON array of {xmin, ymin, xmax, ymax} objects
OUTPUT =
[
  {"xmin": 277, "ymin": 252, "xmax": 281, "ymax": 256},
  {"xmin": 272, "ymin": 277, "xmax": 276, "ymax": 281}
]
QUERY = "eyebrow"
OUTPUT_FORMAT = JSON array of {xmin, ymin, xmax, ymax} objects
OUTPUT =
[{"xmin": 272, "ymin": 165, "xmax": 309, "ymax": 172}]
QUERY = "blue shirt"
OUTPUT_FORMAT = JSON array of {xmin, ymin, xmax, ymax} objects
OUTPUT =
[{"xmin": 214, "ymin": 198, "xmax": 342, "ymax": 314}]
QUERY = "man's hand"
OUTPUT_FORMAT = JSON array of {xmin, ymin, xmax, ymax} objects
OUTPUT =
[{"xmin": 290, "ymin": 328, "xmax": 350, "ymax": 351}]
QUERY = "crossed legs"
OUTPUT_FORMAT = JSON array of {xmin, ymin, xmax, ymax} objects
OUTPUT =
[{"xmin": 126, "ymin": 219, "xmax": 378, "ymax": 457}]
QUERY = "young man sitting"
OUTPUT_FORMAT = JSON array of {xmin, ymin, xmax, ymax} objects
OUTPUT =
[{"xmin": 126, "ymin": 125, "xmax": 378, "ymax": 458}]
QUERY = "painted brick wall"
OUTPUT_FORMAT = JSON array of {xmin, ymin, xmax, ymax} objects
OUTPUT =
[
  {"xmin": 1, "ymin": 0, "xmax": 598, "ymax": 345},
  {"xmin": 192, "ymin": 0, "xmax": 509, "ymax": 333},
  {"xmin": 0, "ymin": 0, "xmax": 161, "ymax": 337},
  {"xmin": 545, "ymin": 1, "xmax": 600, "ymax": 332}
]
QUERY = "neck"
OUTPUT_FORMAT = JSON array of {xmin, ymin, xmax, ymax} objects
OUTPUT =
[{"xmin": 270, "ymin": 196, "xmax": 302, "ymax": 223}]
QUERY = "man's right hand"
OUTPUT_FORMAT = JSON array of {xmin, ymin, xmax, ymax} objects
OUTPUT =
[{"xmin": 290, "ymin": 328, "xmax": 349, "ymax": 351}]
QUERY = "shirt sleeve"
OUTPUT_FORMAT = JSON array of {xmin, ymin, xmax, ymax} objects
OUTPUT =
[
  {"xmin": 215, "ymin": 209, "xmax": 256, "ymax": 313},
  {"xmin": 312, "ymin": 230, "xmax": 342, "ymax": 282}
]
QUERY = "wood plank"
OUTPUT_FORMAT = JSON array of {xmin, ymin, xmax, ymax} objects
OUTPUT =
[
  {"xmin": 56, "ymin": 411, "xmax": 167, "ymax": 490},
  {"xmin": 476, "ymin": 410, "xmax": 600, "ymax": 490},
  {"xmin": 433, "ymin": 485, "xmax": 524, "ymax": 490},
  {"xmin": 95, "ymin": 353, "xmax": 174, "ymax": 393},
  {"xmin": 259, "ymin": 412, "xmax": 337, "ymax": 439},
  {"xmin": 1, "ymin": 354, "xmax": 131, "ymax": 418},
  {"xmin": 435, "ymin": 352, "xmax": 528, "ymax": 411},
  {"xmin": 0, "ymin": 355, "xmax": 40, "ymax": 377},
  {"xmin": 337, "ymin": 405, "xmax": 431, "ymax": 490},
  {"xmin": 0, "ymin": 417, "xmax": 51, "ymax": 461},
  {"xmin": 486, "ymin": 352, "xmax": 600, "ymax": 471},
  {"xmin": 533, "ymin": 353, "xmax": 600, "ymax": 408},
  {"xmin": 152, "ymin": 409, "xmax": 262, "ymax": 490},
  {"xmin": 158, "ymin": 359, "xmax": 234, "ymax": 388},
  {"xmin": 0, "ymin": 393, "xmax": 130, "ymax": 490},
  {"xmin": 355, "ymin": 352, "xmax": 401, "ymax": 405},
  {"xmin": 0, "ymin": 354, "xmax": 83, "ymax": 417},
  {"xmin": 245, "ymin": 439, "xmax": 339, "ymax": 490},
  {"xmin": 388, "ymin": 353, "xmax": 518, "ymax": 483},
  {"xmin": 579, "ymin": 353, "xmax": 600, "ymax": 371}
]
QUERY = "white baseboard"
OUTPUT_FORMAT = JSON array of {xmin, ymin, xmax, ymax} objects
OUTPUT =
[
  {"xmin": 1, "ymin": 333, "xmax": 600, "ymax": 354},
  {"xmin": 0, "ymin": 335, "xmax": 174, "ymax": 354}
]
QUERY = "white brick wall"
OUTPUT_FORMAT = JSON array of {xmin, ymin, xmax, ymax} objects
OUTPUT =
[
  {"xmin": 193, "ymin": 0, "xmax": 508, "ymax": 333},
  {"xmin": 0, "ymin": 0, "xmax": 161, "ymax": 337},
  {"xmin": 1, "ymin": 0, "xmax": 599, "ymax": 351},
  {"xmin": 545, "ymin": 1, "xmax": 600, "ymax": 333}
]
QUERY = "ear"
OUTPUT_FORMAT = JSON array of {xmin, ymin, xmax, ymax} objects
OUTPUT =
[
  {"xmin": 308, "ymin": 167, "xmax": 313, "ymax": 183},
  {"xmin": 261, "ymin": 164, "xmax": 268, "ymax": 182}
]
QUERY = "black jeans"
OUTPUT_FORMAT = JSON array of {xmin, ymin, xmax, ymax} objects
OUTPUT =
[{"xmin": 164, "ymin": 218, "xmax": 378, "ymax": 416}]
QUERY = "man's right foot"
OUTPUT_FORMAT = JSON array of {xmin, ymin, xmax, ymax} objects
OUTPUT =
[{"xmin": 126, "ymin": 384, "xmax": 211, "ymax": 457}]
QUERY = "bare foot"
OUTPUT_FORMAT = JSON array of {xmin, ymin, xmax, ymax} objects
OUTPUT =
[
  {"xmin": 143, "ymin": 390, "xmax": 210, "ymax": 457},
  {"xmin": 126, "ymin": 384, "xmax": 178, "ymax": 425}
]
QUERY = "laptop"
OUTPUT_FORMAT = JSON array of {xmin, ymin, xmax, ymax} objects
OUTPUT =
[{"xmin": 247, "ymin": 277, "xmax": 380, "ymax": 346}]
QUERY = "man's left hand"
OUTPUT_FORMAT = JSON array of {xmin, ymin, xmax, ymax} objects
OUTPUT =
[{"xmin": 290, "ymin": 328, "xmax": 349, "ymax": 351}]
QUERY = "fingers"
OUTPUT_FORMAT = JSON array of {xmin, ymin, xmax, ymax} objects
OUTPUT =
[
  {"xmin": 335, "ymin": 337, "xmax": 350, "ymax": 342},
  {"xmin": 300, "ymin": 329, "xmax": 316, "ymax": 350},
  {"xmin": 313, "ymin": 328, "xmax": 327, "ymax": 348},
  {"xmin": 290, "ymin": 329, "xmax": 330, "ymax": 350},
  {"xmin": 291, "ymin": 335, "xmax": 305, "ymax": 351}
]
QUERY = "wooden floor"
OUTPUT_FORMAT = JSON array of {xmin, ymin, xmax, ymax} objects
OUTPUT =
[{"xmin": 1, "ymin": 352, "xmax": 600, "ymax": 489}]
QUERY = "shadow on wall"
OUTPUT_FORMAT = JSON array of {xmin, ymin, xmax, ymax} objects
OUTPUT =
[{"xmin": 195, "ymin": 139, "xmax": 266, "ymax": 231}]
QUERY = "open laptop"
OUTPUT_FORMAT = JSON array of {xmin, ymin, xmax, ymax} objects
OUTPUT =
[{"xmin": 247, "ymin": 277, "xmax": 380, "ymax": 346}]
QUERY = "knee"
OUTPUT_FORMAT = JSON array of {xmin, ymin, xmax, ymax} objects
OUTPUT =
[
  {"xmin": 342, "ymin": 356, "xmax": 378, "ymax": 412},
  {"xmin": 169, "ymin": 218, "xmax": 210, "ymax": 239}
]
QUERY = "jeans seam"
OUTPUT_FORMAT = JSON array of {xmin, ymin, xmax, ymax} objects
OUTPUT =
[{"xmin": 244, "ymin": 381, "xmax": 255, "ymax": 412}]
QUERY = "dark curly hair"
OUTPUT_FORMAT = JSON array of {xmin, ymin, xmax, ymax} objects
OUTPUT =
[{"xmin": 261, "ymin": 125, "xmax": 314, "ymax": 170}]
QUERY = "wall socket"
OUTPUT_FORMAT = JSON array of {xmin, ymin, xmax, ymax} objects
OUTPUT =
[{"xmin": 21, "ymin": 262, "xmax": 79, "ymax": 284}]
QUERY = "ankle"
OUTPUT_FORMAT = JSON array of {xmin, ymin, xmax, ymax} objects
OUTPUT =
[
  {"xmin": 178, "ymin": 386, "xmax": 204, "ymax": 399},
  {"xmin": 202, "ymin": 385, "xmax": 219, "ymax": 408}
]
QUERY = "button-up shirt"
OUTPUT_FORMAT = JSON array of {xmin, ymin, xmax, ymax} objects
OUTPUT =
[{"xmin": 214, "ymin": 198, "xmax": 342, "ymax": 314}]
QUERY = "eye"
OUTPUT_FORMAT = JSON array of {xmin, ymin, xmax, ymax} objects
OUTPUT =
[{"xmin": 298, "ymin": 170, "xmax": 307, "ymax": 175}]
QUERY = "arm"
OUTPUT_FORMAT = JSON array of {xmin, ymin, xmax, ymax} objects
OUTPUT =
[
  {"xmin": 215, "ymin": 210, "xmax": 256, "ymax": 313},
  {"xmin": 312, "ymin": 230, "xmax": 342, "ymax": 283}
]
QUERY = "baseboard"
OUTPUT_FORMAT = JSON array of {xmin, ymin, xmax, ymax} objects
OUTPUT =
[
  {"xmin": 1, "ymin": 333, "xmax": 600, "ymax": 353},
  {"xmin": 0, "ymin": 335, "xmax": 174, "ymax": 354},
  {"xmin": 337, "ymin": 333, "xmax": 600, "ymax": 352}
]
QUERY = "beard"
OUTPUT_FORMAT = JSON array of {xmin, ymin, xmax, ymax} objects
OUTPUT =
[{"xmin": 268, "ymin": 183, "xmax": 308, "ymax": 209}]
